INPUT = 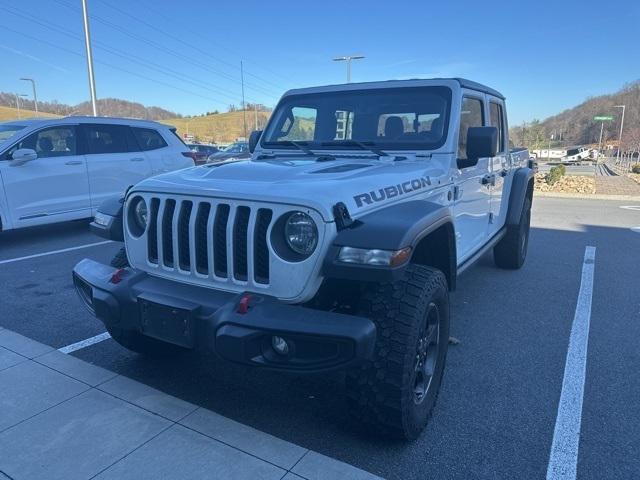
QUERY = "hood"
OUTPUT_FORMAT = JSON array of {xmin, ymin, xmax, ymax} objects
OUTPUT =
[{"xmin": 131, "ymin": 155, "xmax": 452, "ymax": 222}]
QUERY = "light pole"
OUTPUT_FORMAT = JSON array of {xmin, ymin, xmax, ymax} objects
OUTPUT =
[
  {"xmin": 19, "ymin": 78, "xmax": 38, "ymax": 113},
  {"xmin": 81, "ymin": 0, "xmax": 98, "ymax": 116},
  {"xmin": 14, "ymin": 93, "xmax": 28, "ymax": 119},
  {"xmin": 240, "ymin": 60, "xmax": 247, "ymax": 139},
  {"xmin": 614, "ymin": 105, "xmax": 625, "ymax": 163},
  {"xmin": 333, "ymin": 55, "xmax": 365, "ymax": 83}
]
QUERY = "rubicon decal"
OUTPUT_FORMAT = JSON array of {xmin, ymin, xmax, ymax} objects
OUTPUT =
[{"xmin": 353, "ymin": 177, "xmax": 432, "ymax": 207}]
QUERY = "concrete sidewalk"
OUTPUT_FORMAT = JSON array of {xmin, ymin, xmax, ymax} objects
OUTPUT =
[{"xmin": 0, "ymin": 327, "xmax": 382, "ymax": 480}]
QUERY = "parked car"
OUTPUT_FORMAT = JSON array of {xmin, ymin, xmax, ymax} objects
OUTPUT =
[
  {"xmin": 206, "ymin": 141, "xmax": 250, "ymax": 163},
  {"xmin": 562, "ymin": 146, "xmax": 591, "ymax": 164},
  {"xmin": 74, "ymin": 78, "xmax": 533, "ymax": 440},
  {"xmin": 186, "ymin": 143, "xmax": 219, "ymax": 165},
  {"xmin": 0, "ymin": 117, "xmax": 194, "ymax": 232}
]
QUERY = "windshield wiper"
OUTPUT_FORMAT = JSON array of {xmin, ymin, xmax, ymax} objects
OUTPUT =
[
  {"xmin": 261, "ymin": 141, "xmax": 335, "ymax": 161},
  {"xmin": 320, "ymin": 140, "xmax": 393, "ymax": 158}
]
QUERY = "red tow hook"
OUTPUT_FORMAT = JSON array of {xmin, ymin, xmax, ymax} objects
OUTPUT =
[
  {"xmin": 237, "ymin": 294, "xmax": 252, "ymax": 314},
  {"xmin": 110, "ymin": 268, "xmax": 126, "ymax": 284}
]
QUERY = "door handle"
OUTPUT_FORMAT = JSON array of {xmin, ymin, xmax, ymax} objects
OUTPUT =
[
  {"xmin": 130, "ymin": 157, "xmax": 145, "ymax": 162},
  {"xmin": 65, "ymin": 160, "xmax": 83, "ymax": 165}
]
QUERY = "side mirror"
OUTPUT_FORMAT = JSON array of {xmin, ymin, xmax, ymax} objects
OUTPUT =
[
  {"xmin": 10, "ymin": 148, "xmax": 38, "ymax": 166},
  {"xmin": 459, "ymin": 126, "xmax": 498, "ymax": 169},
  {"xmin": 249, "ymin": 130, "xmax": 263, "ymax": 153}
]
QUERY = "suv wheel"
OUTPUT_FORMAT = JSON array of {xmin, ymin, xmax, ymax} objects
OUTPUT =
[
  {"xmin": 494, "ymin": 196, "xmax": 532, "ymax": 269},
  {"xmin": 346, "ymin": 264, "xmax": 449, "ymax": 440}
]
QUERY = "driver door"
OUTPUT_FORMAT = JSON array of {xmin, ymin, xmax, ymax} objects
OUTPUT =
[{"xmin": 0, "ymin": 125, "xmax": 91, "ymax": 228}]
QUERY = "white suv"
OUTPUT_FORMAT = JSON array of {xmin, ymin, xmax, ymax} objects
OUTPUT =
[{"xmin": 0, "ymin": 117, "xmax": 194, "ymax": 232}]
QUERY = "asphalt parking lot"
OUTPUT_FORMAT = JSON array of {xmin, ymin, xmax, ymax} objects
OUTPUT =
[{"xmin": 1, "ymin": 196, "xmax": 639, "ymax": 480}]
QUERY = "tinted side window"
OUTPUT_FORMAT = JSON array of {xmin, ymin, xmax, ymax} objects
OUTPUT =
[
  {"xmin": 6, "ymin": 126, "xmax": 77, "ymax": 159},
  {"xmin": 458, "ymin": 97, "xmax": 484, "ymax": 160},
  {"xmin": 489, "ymin": 102, "xmax": 505, "ymax": 153},
  {"xmin": 132, "ymin": 128, "xmax": 168, "ymax": 151},
  {"xmin": 85, "ymin": 124, "xmax": 131, "ymax": 154}
]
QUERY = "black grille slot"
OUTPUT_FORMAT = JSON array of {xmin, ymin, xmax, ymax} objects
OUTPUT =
[
  {"xmin": 194, "ymin": 203, "xmax": 211, "ymax": 275},
  {"xmin": 177, "ymin": 201, "xmax": 193, "ymax": 270},
  {"xmin": 254, "ymin": 209, "xmax": 272, "ymax": 284},
  {"xmin": 147, "ymin": 198, "xmax": 160, "ymax": 264},
  {"xmin": 233, "ymin": 207, "xmax": 250, "ymax": 281},
  {"xmin": 214, "ymin": 204, "xmax": 230, "ymax": 277},
  {"xmin": 162, "ymin": 199, "xmax": 176, "ymax": 267}
]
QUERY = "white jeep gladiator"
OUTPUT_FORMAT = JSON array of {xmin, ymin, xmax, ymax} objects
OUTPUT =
[{"xmin": 73, "ymin": 78, "xmax": 534, "ymax": 440}]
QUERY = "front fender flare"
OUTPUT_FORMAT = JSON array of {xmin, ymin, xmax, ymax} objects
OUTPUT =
[
  {"xmin": 323, "ymin": 200, "xmax": 454, "ymax": 283},
  {"xmin": 506, "ymin": 167, "xmax": 534, "ymax": 226}
]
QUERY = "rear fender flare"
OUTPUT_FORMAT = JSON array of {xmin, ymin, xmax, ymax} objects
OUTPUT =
[{"xmin": 506, "ymin": 167, "xmax": 534, "ymax": 226}]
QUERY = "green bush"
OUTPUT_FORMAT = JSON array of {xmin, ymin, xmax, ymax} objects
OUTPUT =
[
  {"xmin": 545, "ymin": 165, "xmax": 565, "ymax": 185},
  {"xmin": 632, "ymin": 164, "xmax": 640, "ymax": 174}
]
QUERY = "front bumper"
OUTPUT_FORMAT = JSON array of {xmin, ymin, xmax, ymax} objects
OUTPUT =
[{"xmin": 72, "ymin": 259, "xmax": 376, "ymax": 372}]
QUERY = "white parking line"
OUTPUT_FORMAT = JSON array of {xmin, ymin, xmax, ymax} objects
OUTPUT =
[
  {"xmin": 0, "ymin": 240, "xmax": 113, "ymax": 265},
  {"xmin": 58, "ymin": 332, "xmax": 111, "ymax": 354},
  {"xmin": 546, "ymin": 246, "xmax": 596, "ymax": 480}
]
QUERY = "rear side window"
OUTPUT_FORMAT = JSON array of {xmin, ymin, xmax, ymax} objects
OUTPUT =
[
  {"xmin": 489, "ymin": 102, "xmax": 506, "ymax": 153},
  {"xmin": 84, "ymin": 124, "xmax": 132, "ymax": 154},
  {"xmin": 132, "ymin": 128, "xmax": 168, "ymax": 151},
  {"xmin": 458, "ymin": 97, "xmax": 484, "ymax": 160}
]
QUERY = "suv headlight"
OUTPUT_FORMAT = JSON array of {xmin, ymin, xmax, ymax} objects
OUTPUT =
[
  {"xmin": 284, "ymin": 212, "xmax": 318, "ymax": 255},
  {"xmin": 128, "ymin": 196, "xmax": 148, "ymax": 237}
]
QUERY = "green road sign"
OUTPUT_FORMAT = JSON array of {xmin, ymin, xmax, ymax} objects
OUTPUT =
[{"xmin": 594, "ymin": 116, "xmax": 614, "ymax": 121}]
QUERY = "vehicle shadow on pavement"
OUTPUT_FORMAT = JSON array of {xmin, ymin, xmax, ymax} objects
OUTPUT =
[{"xmin": 23, "ymin": 220, "xmax": 640, "ymax": 479}]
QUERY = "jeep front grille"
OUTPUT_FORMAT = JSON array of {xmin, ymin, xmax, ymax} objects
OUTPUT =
[{"xmin": 146, "ymin": 197, "xmax": 273, "ymax": 285}]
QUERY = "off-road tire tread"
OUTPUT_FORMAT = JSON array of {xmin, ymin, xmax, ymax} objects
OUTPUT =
[
  {"xmin": 494, "ymin": 196, "xmax": 532, "ymax": 269},
  {"xmin": 346, "ymin": 264, "xmax": 449, "ymax": 439}
]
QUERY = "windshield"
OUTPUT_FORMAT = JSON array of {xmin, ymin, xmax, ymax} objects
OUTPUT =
[
  {"xmin": 0, "ymin": 124, "xmax": 27, "ymax": 143},
  {"xmin": 262, "ymin": 86, "xmax": 451, "ymax": 151}
]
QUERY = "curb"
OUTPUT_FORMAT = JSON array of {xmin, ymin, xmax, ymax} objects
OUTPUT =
[{"xmin": 534, "ymin": 191, "xmax": 640, "ymax": 201}]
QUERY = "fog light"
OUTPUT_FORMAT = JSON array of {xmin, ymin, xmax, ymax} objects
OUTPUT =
[{"xmin": 271, "ymin": 336, "xmax": 289, "ymax": 355}]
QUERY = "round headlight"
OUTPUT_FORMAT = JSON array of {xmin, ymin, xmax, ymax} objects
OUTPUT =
[
  {"xmin": 132, "ymin": 197, "xmax": 148, "ymax": 231},
  {"xmin": 284, "ymin": 212, "xmax": 318, "ymax": 256}
]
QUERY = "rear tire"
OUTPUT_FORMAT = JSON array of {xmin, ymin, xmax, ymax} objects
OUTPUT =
[
  {"xmin": 494, "ymin": 196, "xmax": 531, "ymax": 269},
  {"xmin": 105, "ymin": 325, "xmax": 186, "ymax": 357},
  {"xmin": 346, "ymin": 264, "xmax": 449, "ymax": 440}
]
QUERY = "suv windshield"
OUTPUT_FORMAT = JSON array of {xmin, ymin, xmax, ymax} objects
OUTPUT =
[
  {"xmin": 0, "ymin": 124, "xmax": 27, "ymax": 143},
  {"xmin": 262, "ymin": 86, "xmax": 451, "ymax": 151}
]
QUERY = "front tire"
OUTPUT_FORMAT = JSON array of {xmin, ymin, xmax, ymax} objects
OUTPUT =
[
  {"xmin": 494, "ymin": 196, "xmax": 531, "ymax": 269},
  {"xmin": 346, "ymin": 265, "xmax": 449, "ymax": 440}
]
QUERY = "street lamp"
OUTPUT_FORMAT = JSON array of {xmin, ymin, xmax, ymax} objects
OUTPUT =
[
  {"xmin": 81, "ymin": 0, "xmax": 98, "ymax": 116},
  {"xmin": 614, "ymin": 105, "xmax": 625, "ymax": 163},
  {"xmin": 14, "ymin": 93, "xmax": 28, "ymax": 119},
  {"xmin": 19, "ymin": 78, "xmax": 38, "ymax": 113},
  {"xmin": 333, "ymin": 55, "xmax": 365, "ymax": 83}
]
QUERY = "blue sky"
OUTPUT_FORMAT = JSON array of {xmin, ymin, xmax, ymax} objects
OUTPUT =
[{"xmin": 0, "ymin": 0, "xmax": 638, "ymax": 124}]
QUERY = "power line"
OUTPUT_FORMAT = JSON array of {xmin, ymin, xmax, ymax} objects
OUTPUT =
[
  {"xmin": 3, "ymin": 5, "xmax": 258, "ymax": 106},
  {"xmin": 0, "ymin": 23, "xmax": 233, "ymax": 109},
  {"xmin": 52, "ymin": 0, "xmax": 281, "ymax": 99}
]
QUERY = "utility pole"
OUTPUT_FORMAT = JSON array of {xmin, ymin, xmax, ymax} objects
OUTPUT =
[
  {"xmin": 14, "ymin": 93, "xmax": 28, "ymax": 119},
  {"xmin": 614, "ymin": 105, "xmax": 625, "ymax": 163},
  {"xmin": 254, "ymin": 104, "xmax": 258, "ymax": 131},
  {"xmin": 597, "ymin": 121, "xmax": 605, "ymax": 164},
  {"xmin": 240, "ymin": 60, "xmax": 247, "ymax": 139},
  {"xmin": 19, "ymin": 78, "xmax": 38, "ymax": 113},
  {"xmin": 81, "ymin": 0, "xmax": 98, "ymax": 116},
  {"xmin": 333, "ymin": 55, "xmax": 365, "ymax": 83},
  {"xmin": 14, "ymin": 93, "xmax": 21, "ymax": 119}
]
